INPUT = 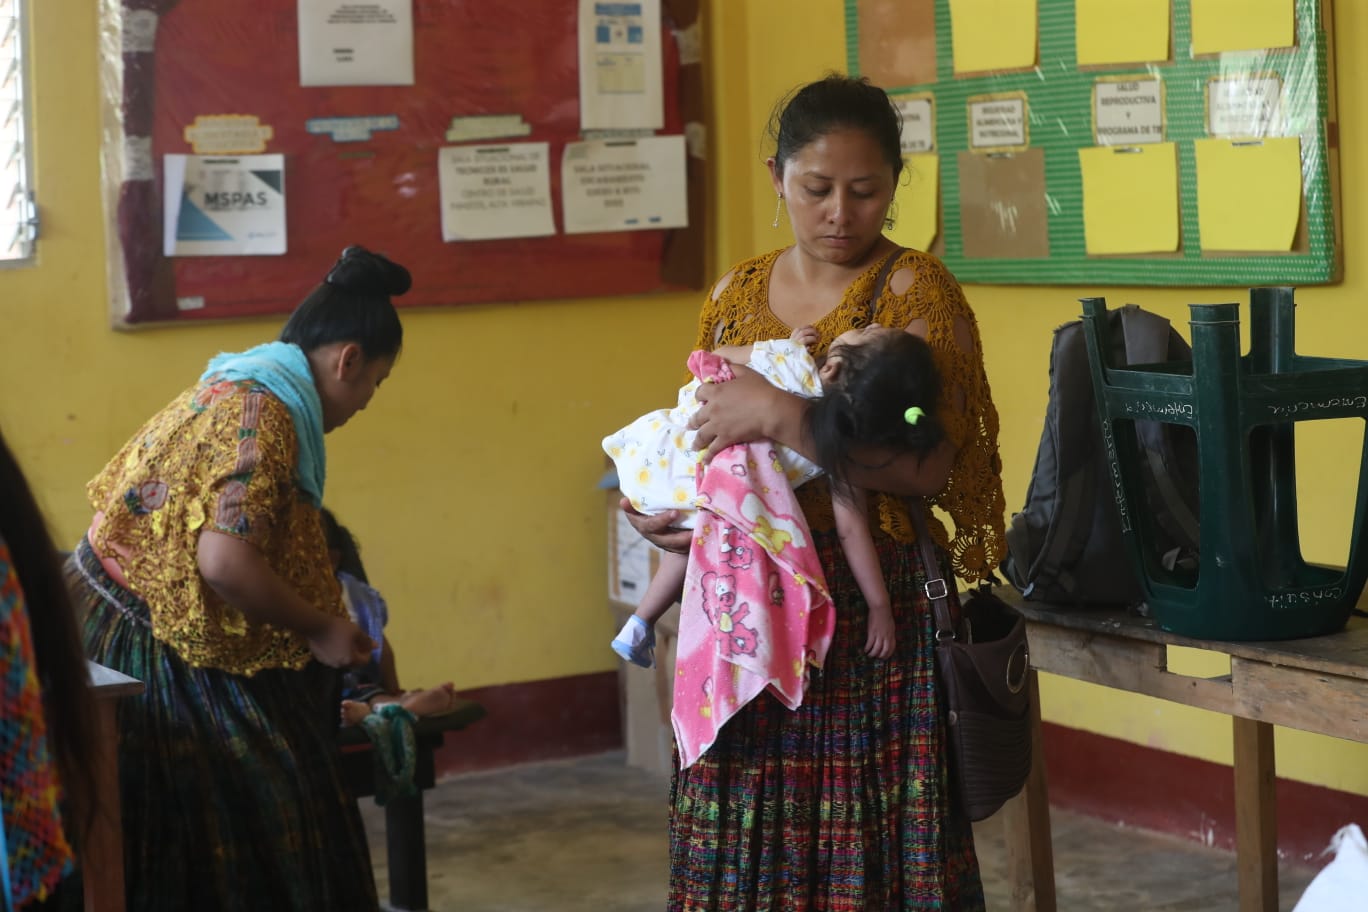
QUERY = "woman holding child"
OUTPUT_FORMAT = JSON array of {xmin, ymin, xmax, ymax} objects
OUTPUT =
[
  {"xmin": 69, "ymin": 246, "xmax": 407, "ymax": 911},
  {"xmin": 624, "ymin": 75, "xmax": 1008, "ymax": 909}
]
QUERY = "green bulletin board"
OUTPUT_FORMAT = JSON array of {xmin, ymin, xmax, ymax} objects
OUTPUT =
[{"xmin": 846, "ymin": 0, "xmax": 1341, "ymax": 286}]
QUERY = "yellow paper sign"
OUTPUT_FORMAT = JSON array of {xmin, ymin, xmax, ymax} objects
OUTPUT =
[
  {"xmin": 1195, "ymin": 137, "xmax": 1302, "ymax": 252},
  {"xmin": 1078, "ymin": 143, "xmax": 1179, "ymax": 255},
  {"xmin": 183, "ymin": 115, "xmax": 274, "ymax": 155},
  {"xmin": 1076, "ymin": 0, "xmax": 1170, "ymax": 66},
  {"xmin": 949, "ymin": 0, "xmax": 1037, "ymax": 74},
  {"xmin": 1191, "ymin": 0, "xmax": 1294, "ymax": 56},
  {"xmin": 889, "ymin": 153, "xmax": 940, "ymax": 253}
]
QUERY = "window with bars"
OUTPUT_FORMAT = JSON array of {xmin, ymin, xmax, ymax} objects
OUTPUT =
[{"xmin": 0, "ymin": 0, "xmax": 34, "ymax": 263}]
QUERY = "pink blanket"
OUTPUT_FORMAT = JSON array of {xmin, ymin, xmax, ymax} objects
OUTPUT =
[{"xmin": 670, "ymin": 352, "xmax": 836, "ymax": 769}]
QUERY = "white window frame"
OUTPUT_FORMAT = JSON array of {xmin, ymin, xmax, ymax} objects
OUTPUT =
[{"xmin": 1, "ymin": 0, "xmax": 36, "ymax": 266}]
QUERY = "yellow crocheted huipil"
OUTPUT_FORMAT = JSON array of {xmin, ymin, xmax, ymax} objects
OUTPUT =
[
  {"xmin": 697, "ymin": 247, "xmax": 1007, "ymax": 583},
  {"xmin": 87, "ymin": 380, "xmax": 343, "ymax": 675}
]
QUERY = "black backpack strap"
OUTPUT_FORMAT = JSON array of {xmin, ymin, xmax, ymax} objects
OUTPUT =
[{"xmin": 1119, "ymin": 306, "xmax": 1201, "ymax": 552}]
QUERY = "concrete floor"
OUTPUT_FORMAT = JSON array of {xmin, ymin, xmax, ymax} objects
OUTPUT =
[{"xmin": 360, "ymin": 752, "xmax": 1321, "ymax": 911}]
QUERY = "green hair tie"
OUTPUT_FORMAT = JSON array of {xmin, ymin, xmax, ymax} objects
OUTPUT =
[{"xmin": 904, "ymin": 406, "xmax": 925, "ymax": 425}]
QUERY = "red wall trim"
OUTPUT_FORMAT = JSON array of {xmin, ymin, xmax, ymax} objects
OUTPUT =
[
  {"xmin": 433, "ymin": 671, "xmax": 622, "ymax": 776},
  {"xmin": 1042, "ymin": 721, "xmax": 1368, "ymax": 864}
]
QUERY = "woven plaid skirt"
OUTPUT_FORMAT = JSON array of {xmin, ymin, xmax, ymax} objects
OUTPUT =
[
  {"xmin": 668, "ymin": 528, "xmax": 985, "ymax": 911},
  {"xmin": 69, "ymin": 539, "xmax": 379, "ymax": 912}
]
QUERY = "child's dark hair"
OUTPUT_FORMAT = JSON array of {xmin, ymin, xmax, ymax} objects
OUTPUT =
[
  {"xmin": 768, "ymin": 74, "xmax": 904, "ymax": 184},
  {"xmin": 320, "ymin": 507, "xmax": 368, "ymax": 583},
  {"xmin": 807, "ymin": 332, "xmax": 944, "ymax": 497},
  {"xmin": 280, "ymin": 245, "xmax": 409, "ymax": 360}
]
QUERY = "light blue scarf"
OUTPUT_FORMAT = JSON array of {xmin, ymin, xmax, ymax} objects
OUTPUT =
[{"xmin": 201, "ymin": 341, "xmax": 326, "ymax": 506}]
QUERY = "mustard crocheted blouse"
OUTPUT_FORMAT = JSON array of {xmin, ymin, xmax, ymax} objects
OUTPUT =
[
  {"xmin": 697, "ymin": 247, "xmax": 1007, "ymax": 583},
  {"xmin": 87, "ymin": 379, "xmax": 343, "ymax": 675}
]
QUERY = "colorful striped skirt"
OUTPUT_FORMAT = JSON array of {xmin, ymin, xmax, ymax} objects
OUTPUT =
[
  {"xmin": 668, "ymin": 528, "xmax": 985, "ymax": 911},
  {"xmin": 69, "ymin": 538, "xmax": 379, "ymax": 912}
]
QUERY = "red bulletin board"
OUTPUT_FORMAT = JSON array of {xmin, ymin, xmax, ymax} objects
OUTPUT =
[{"xmin": 99, "ymin": 0, "xmax": 705, "ymax": 327}]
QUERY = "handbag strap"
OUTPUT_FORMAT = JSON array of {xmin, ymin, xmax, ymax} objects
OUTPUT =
[
  {"xmin": 909, "ymin": 498, "xmax": 957, "ymax": 639},
  {"xmin": 867, "ymin": 246, "xmax": 906, "ymax": 322}
]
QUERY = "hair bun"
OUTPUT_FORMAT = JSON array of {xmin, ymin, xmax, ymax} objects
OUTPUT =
[{"xmin": 324, "ymin": 245, "xmax": 412, "ymax": 297}]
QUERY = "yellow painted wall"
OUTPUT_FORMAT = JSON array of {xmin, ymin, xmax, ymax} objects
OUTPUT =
[{"xmin": 8, "ymin": 0, "xmax": 1368, "ymax": 798}]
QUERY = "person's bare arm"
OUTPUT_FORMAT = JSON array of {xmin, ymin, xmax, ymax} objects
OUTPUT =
[
  {"xmin": 712, "ymin": 343, "xmax": 755, "ymax": 365},
  {"xmin": 379, "ymin": 636, "xmax": 401, "ymax": 693},
  {"xmin": 620, "ymin": 498, "xmax": 692, "ymax": 555},
  {"xmin": 691, "ymin": 369, "xmax": 956, "ymax": 496},
  {"xmin": 197, "ymin": 530, "xmax": 374, "ymax": 667},
  {"xmin": 832, "ymin": 487, "xmax": 895, "ymax": 659}
]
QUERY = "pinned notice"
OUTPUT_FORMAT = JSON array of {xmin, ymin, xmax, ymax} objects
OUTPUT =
[
  {"xmin": 1094, "ymin": 78, "xmax": 1164, "ymax": 145},
  {"xmin": 968, "ymin": 94, "xmax": 1027, "ymax": 152},
  {"xmin": 561, "ymin": 135, "xmax": 687, "ymax": 235},
  {"xmin": 1191, "ymin": 0, "xmax": 1294, "ymax": 56},
  {"xmin": 893, "ymin": 95, "xmax": 935, "ymax": 154},
  {"xmin": 1207, "ymin": 76, "xmax": 1283, "ymax": 138},
  {"xmin": 1078, "ymin": 143, "xmax": 1179, "ymax": 255},
  {"xmin": 1076, "ymin": 0, "xmax": 1169, "ymax": 66},
  {"xmin": 888, "ymin": 153, "xmax": 939, "ymax": 253},
  {"xmin": 1195, "ymin": 137, "xmax": 1301, "ymax": 251},
  {"xmin": 297, "ymin": 0, "xmax": 415, "ymax": 87},
  {"xmin": 184, "ymin": 115, "xmax": 274, "ymax": 155},
  {"xmin": 438, "ymin": 143, "xmax": 555, "ymax": 242},
  {"xmin": 163, "ymin": 154, "xmax": 286, "ymax": 256},
  {"xmin": 949, "ymin": 0, "xmax": 1037, "ymax": 74},
  {"xmin": 578, "ymin": 0, "xmax": 664, "ymax": 130}
]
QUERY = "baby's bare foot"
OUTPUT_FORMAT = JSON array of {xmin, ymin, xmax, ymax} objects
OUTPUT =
[
  {"xmin": 340, "ymin": 699, "xmax": 371, "ymax": 727},
  {"xmin": 400, "ymin": 685, "xmax": 458, "ymax": 717}
]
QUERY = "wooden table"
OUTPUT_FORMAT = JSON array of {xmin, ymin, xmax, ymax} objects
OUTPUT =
[
  {"xmin": 85, "ymin": 660, "xmax": 143, "ymax": 912},
  {"xmin": 997, "ymin": 591, "xmax": 1368, "ymax": 912},
  {"xmin": 338, "ymin": 699, "xmax": 486, "ymax": 912}
]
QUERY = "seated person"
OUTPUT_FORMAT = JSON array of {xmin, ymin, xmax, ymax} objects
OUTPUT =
[{"xmin": 321, "ymin": 508, "xmax": 458, "ymax": 726}]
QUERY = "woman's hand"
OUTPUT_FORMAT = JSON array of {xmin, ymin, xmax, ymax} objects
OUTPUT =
[
  {"xmin": 691, "ymin": 367, "xmax": 810, "ymax": 462},
  {"xmin": 307, "ymin": 615, "xmax": 376, "ymax": 669},
  {"xmin": 620, "ymin": 498, "xmax": 692, "ymax": 555}
]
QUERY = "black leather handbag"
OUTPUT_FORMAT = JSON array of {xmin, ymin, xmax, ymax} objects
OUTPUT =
[{"xmin": 911, "ymin": 504, "xmax": 1033, "ymax": 821}]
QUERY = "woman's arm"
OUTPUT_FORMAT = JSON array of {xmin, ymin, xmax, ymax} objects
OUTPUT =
[
  {"xmin": 619, "ymin": 498, "xmax": 692, "ymax": 555},
  {"xmin": 197, "ymin": 530, "xmax": 374, "ymax": 667},
  {"xmin": 690, "ymin": 368, "xmax": 956, "ymax": 496}
]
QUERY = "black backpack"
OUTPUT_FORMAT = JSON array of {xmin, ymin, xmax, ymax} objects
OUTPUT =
[{"xmin": 1002, "ymin": 304, "xmax": 1200, "ymax": 607}]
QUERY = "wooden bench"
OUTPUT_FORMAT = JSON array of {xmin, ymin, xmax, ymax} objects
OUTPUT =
[
  {"xmin": 338, "ymin": 698, "xmax": 487, "ymax": 912},
  {"xmin": 997, "ymin": 590, "xmax": 1368, "ymax": 911}
]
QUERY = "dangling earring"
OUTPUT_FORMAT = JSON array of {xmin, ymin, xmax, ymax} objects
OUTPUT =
[
  {"xmin": 771, "ymin": 193, "xmax": 784, "ymax": 229},
  {"xmin": 884, "ymin": 199, "xmax": 898, "ymax": 232}
]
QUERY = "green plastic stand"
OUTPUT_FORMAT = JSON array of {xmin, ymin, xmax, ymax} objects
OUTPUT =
[{"xmin": 1080, "ymin": 289, "xmax": 1368, "ymax": 640}]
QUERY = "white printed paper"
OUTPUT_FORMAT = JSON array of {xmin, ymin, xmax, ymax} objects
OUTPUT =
[
  {"xmin": 163, "ymin": 155, "xmax": 286, "ymax": 256},
  {"xmin": 561, "ymin": 135, "xmax": 687, "ymax": 234},
  {"xmin": 578, "ymin": 0, "xmax": 664, "ymax": 130},
  {"xmin": 610, "ymin": 508, "xmax": 654, "ymax": 606},
  {"xmin": 438, "ymin": 143, "xmax": 556, "ymax": 242},
  {"xmin": 1095, "ymin": 78, "xmax": 1164, "ymax": 145},
  {"xmin": 894, "ymin": 96, "xmax": 935, "ymax": 153},
  {"xmin": 298, "ymin": 0, "xmax": 414, "ymax": 87},
  {"xmin": 968, "ymin": 96, "xmax": 1027, "ymax": 150},
  {"xmin": 1207, "ymin": 75, "xmax": 1283, "ymax": 139}
]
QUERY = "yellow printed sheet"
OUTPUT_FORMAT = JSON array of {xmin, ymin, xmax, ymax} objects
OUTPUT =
[
  {"xmin": 949, "ymin": 0, "xmax": 1037, "ymax": 74},
  {"xmin": 889, "ymin": 154, "xmax": 940, "ymax": 253},
  {"xmin": 1078, "ymin": 143, "xmax": 1179, "ymax": 255},
  {"xmin": 1076, "ymin": 0, "xmax": 1170, "ymax": 66},
  {"xmin": 1195, "ymin": 137, "xmax": 1302, "ymax": 251},
  {"xmin": 1191, "ymin": 0, "xmax": 1294, "ymax": 55}
]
